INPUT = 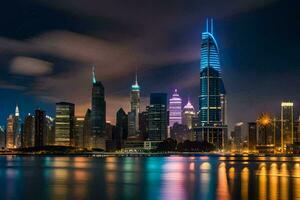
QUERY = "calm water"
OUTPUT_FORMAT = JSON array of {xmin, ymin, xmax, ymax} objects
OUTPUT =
[{"xmin": 0, "ymin": 155, "xmax": 300, "ymax": 200}]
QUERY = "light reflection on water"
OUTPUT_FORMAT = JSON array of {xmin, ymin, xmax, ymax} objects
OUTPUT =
[{"xmin": 0, "ymin": 155, "xmax": 299, "ymax": 200}]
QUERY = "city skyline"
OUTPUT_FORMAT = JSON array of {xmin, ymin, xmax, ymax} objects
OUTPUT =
[{"xmin": 0, "ymin": 0, "xmax": 299, "ymax": 131}]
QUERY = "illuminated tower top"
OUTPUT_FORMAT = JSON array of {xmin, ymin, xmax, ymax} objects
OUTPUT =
[
  {"xmin": 92, "ymin": 66, "xmax": 96, "ymax": 84},
  {"xmin": 131, "ymin": 72, "xmax": 140, "ymax": 91},
  {"xmin": 15, "ymin": 105, "xmax": 19, "ymax": 117}
]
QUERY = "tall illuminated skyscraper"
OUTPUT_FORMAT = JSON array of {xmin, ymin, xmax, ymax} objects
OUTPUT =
[
  {"xmin": 91, "ymin": 67, "xmax": 106, "ymax": 149},
  {"xmin": 128, "ymin": 73, "xmax": 140, "ymax": 137},
  {"xmin": 55, "ymin": 102, "xmax": 75, "ymax": 146},
  {"xmin": 6, "ymin": 105, "xmax": 21, "ymax": 149},
  {"xmin": 195, "ymin": 19, "xmax": 227, "ymax": 149},
  {"xmin": 169, "ymin": 89, "xmax": 182, "ymax": 127},
  {"xmin": 281, "ymin": 102, "xmax": 294, "ymax": 151}
]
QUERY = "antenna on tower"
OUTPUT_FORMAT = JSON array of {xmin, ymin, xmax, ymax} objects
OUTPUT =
[
  {"xmin": 206, "ymin": 18, "xmax": 209, "ymax": 32},
  {"xmin": 211, "ymin": 18, "xmax": 214, "ymax": 35}
]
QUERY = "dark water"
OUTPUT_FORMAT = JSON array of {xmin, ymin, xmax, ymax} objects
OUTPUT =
[{"xmin": 0, "ymin": 155, "xmax": 300, "ymax": 200}]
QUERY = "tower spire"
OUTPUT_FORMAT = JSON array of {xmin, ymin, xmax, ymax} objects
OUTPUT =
[
  {"xmin": 15, "ymin": 104, "xmax": 19, "ymax": 117},
  {"xmin": 135, "ymin": 69, "xmax": 138, "ymax": 85},
  {"xmin": 211, "ymin": 18, "xmax": 214, "ymax": 35},
  {"xmin": 92, "ymin": 66, "xmax": 96, "ymax": 84},
  {"xmin": 206, "ymin": 18, "xmax": 209, "ymax": 32}
]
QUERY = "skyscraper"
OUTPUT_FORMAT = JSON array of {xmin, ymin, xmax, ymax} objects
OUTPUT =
[
  {"xmin": 248, "ymin": 122, "xmax": 257, "ymax": 152},
  {"xmin": 23, "ymin": 114, "xmax": 35, "ymax": 148},
  {"xmin": 75, "ymin": 116, "xmax": 85, "ymax": 147},
  {"xmin": 169, "ymin": 89, "xmax": 182, "ymax": 127},
  {"xmin": 128, "ymin": 74, "xmax": 140, "ymax": 137},
  {"xmin": 116, "ymin": 108, "xmax": 128, "ymax": 148},
  {"xmin": 182, "ymin": 99, "xmax": 196, "ymax": 130},
  {"xmin": 35, "ymin": 109, "xmax": 46, "ymax": 147},
  {"xmin": 195, "ymin": 19, "xmax": 227, "ymax": 149},
  {"xmin": 91, "ymin": 67, "xmax": 106, "ymax": 149},
  {"xmin": 6, "ymin": 106, "xmax": 21, "ymax": 149},
  {"xmin": 0, "ymin": 126, "xmax": 5, "ymax": 149},
  {"xmin": 281, "ymin": 102, "xmax": 294, "ymax": 151},
  {"xmin": 55, "ymin": 102, "xmax": 75, "ymax": 146},
  {"xmin": 83, "ymin": 109, "xmax": 92, "ymax": 148},
  {"xmin": 148, "ymin": 93, "xmax": 168, "ymax": 141}
]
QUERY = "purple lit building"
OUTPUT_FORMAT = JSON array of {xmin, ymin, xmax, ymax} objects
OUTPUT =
[{"xmin": 169, "ymin": 89, "xmax": 182, "ymax": 127}]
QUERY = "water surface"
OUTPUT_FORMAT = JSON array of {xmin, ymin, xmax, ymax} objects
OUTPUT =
[{"xmin": 0, "ymin": 155, "xmax": 299, "ymax": 200}]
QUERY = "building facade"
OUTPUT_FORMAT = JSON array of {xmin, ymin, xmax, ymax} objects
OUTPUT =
[
  {"xmin": 169, "ymin": 89, "xmax": 182, "ymax": 127},
  {"xmin": 281, "ymin": 102, "xmax": 294, "ymax": 151},
  {"xmin": 55, "ymin": 102, "xmax": 75, "ymax": 146},
  {"xmin": 148, "ymin": 93, "xmax": 168, "ymax": 141},
  {"xmin": 23, "ymin": 114, "xmax": 35, "ymax": 148},
  {"xmin": 75, "ymin": 117, "xmax": 85, "ymax": 147},
  {"xmin": 35, "ymin": 109, "xmax": 46, "ymax": 147},
  {"xmin": 182, "ymin": 99, "xmax": 196, "ymax": 130}
]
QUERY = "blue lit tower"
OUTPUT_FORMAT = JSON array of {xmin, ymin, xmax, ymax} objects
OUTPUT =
[
  {"xmin": 196, "ymin": 19, "xmax": 227, "ymax": 149},
  {"xmin": 128, "ymin": 73, "xmax": 140, "ymax": 137},
  {"xmin": 91, "ymin": 67, "xmax": 106, "ymax": 149}
]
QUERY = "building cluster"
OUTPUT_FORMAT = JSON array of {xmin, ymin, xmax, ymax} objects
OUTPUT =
[
  {"xmin": 0, "ymin": 19, "xmax": 228, "ymax": 152},
  {"xmin": 230, "ymin": 102, "xmax": 300, "ymax": 154}
]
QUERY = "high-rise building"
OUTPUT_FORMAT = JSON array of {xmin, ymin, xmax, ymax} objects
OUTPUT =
[
  {"xmin": 83, "ymin": 109, "xmax": 92, "ymax": 148},
  {"xmin": 23, "ymin": 114, "xmax": 35, "ymax": 148},
  {"xmin": 231, "ymin": 122, "xmax": 244, "ymax": 150},
  {"xmin": 75, "ymin": 117, "xmax": 85, "ymax": 147},
  {"xmin": 169, "ymin": 89, "xmax": 182, "ymax": 127},
  {"xmin": 148, "ymin": 93, "xmax": 168, "ymax": 141},
  {"xmin": 55, "ymin": 102, "xmax": 75, "ymax": 146},
  {"xmin": 45, "ymin": 116, "xmax": 55, "ymax": 145},
  {"xmin": 91, "ymin": 67, "xmax": 106, "ymax": 149},
  {"xmin": 35, "ymin": 109, "xmax": 46, "ymax": 147},
  {"xmin": 182, "ymin": 99, "xmax": 196, "ymax": 130},
  {"xmin": 115, "ymin": 108, "xmax": 128, "ymax": 149},
  {"xmin": 248, "ymin": 122, "xmax": 257, "ymax": 151},
  {"xmin": 281, "ymin": 102, "xmax": 294, "ymax": 151},
  {"xmin": 6, "ymin": 106, "xmax": 21, "ymax": 149},
  {"xmin": 128, "ymin": 74, "xmax": 140, "ymax": 137},
  {"xmin": 195, "ymin": 19, "xmax": 227, "ymax": 149},
  {"xmin": 139, "ymin": 111, "xmax": 149, "ymax": 140},
  {"xmin": 0, "ymin": 126, "xmax": 5, "ymax": 149}
]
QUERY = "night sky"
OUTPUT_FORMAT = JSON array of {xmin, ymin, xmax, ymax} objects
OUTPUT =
[{"xmin": 0, "ymin": 0, "xmax": 299, "ymax": 130}]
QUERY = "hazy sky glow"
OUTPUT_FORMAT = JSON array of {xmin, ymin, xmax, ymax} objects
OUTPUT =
[{"xmin": 0, "ymin": 0, "xmax": 299, "ymax": 129}]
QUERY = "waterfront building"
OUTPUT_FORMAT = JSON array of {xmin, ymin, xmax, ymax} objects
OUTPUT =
[
  {"xmin": 23, "ymin": 114, "xmax": 35, "ymax": 148},
  {"xmin": 148, "ymin": 93, "xmax": 168, "ymax": 141},
  {"xmin": 115, "ymin": 108, "xmax": 128, "ymax": 149},
  {"xmin": 6, "ymin": 106, "xmax": 21, "ymax": 149},
  {"xmin": 281, "ymin": 102, "xmax": 294, "ymax": 151},
  {"xmin": 55, "ymin": 102, "xmax": 75, "ymax": 146},
  {"xmin": 248, "ymin": 122, "xmax": 257, "ymax": 151},
  {"xmin": 231, "ymin": 122, "xmax": 244, "ymax": 151},
  {"xmin": 83, "ymin": 109, "xmax": 92, "ymax": 148},
  {"xmin": 182, "ymin": 99, "xmax": 196, "ymax": 130},
  {"xmin": 91, "ymin": 67, "xmax": 106, "ymax": 149},
  {"xmin": 128, "ymin": 74, "xmax": 140, "ymax": 137},
  {"xmin": 139, "ymin": 111, "xmax": 149, "ymax": 140},
  {"xmin": 169, "ymin": 89, "xmax": 182, "ymax": 127},
  {"xmin": 194, "ymin": 19, "xmax": 227, "ymax": 149},
  {"xmin": 45, "ymin": 116, "xmax": 55, "ymax": 145},
  {"xmin": 75, "ymin": 116, "xmax": 85, "ymax": 147},
  {"xmin": 34, "ymin": 109, "xmax": 46, "ymax": 147}
]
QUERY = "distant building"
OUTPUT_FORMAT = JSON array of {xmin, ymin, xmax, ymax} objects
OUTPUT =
[
  {"xmin": 281, "ymin": 102, "xmax": 294, "ymax": 151},
  {"xmin": 75, "ymin": 117, "xmax": 85, "ymax": 147},
  {"xmin": 139, "ymin": 111, "xmax": 148, "ymax": 140},
  {"xmin": 128, "ymin": 74, "xmax": 140, "ymax": 137},
  {"xmin": 55, "ymin": 102, "xmax": 75, "ymax": 146},
  {"xmin": 83, "ymin": 109, "xmax": 92, "ymax": 148},
  {"xmin": 195, "ymin": 19, "xmax": 227, "ymax": 149},
  {"xmin": 35, "ymin": 109, "xmax": 46, "ymax": 147},
  {"xmin": 170, "ymin": 123, "xmax": 188, "ymax": 143},
  {"xmin": 148, "ymin": 93, "xmax": 168, "ymax": 141},
  {"xmin": 231, "ymin": 122, "xmax": 244, "ymax": 150},
  {"xmin": 45, "ymin": 116, "xmax": 55, "ymax": 145},
  {"xmin": 169, "ymin": 89, "xmax": 182, "ymax": 127},
  {"xmin": 115, "ymin": 108, "xmax": 128, "ymax": 149},
  {"xmin": 0, "ymin": 126, "xmax": 5, "ymax": 149},
  {"xmin": 91, "ymin": 67, "xmax": 106, "ymax": 149},
  {"xmin": 182, "ymin": 99, "xmax": 195, "ymax": 130},
  {"xmin": 23, "ymin": 114, "xmax": 35, "ymax": 148},
  {"xmin": 6, "ymin": 106, "xmax": 21, "ymax": 149},
  {"xmin": 248, "ymin": 122, "xmax": 257, "ymax": 151}
]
